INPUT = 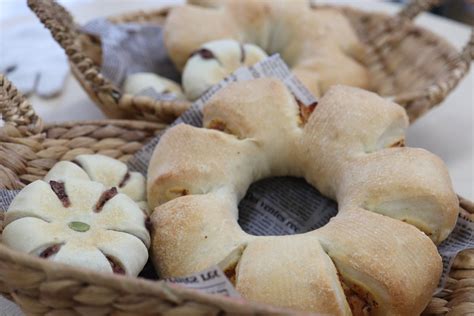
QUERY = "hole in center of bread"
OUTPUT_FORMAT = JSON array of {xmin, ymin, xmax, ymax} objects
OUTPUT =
[{"xmin": 238, "ymin": 176, "xmax": 338, "ymax": 236}]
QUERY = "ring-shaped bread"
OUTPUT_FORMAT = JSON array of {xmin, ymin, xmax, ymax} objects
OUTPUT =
[
  {"xmin": 164, "ymin": 0, "xmax": 370, "ymax": 98},
  {"xmin": 147, "ymin": 79, "xmax": 458, "ymax": 314}
]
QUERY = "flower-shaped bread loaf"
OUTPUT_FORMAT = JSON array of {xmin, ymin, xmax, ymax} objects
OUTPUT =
[
  {"xmin": 44, "ymin": 154, "xmax": 149, "ymax": 213},
  {"xmin": 147, "ymin": 78, "xmax": 458, "ymax": 314},
  {"xmin": 164, "ymin": 0, "xmax": 369, "ymax": 98},
  {"xmin": 3, "ymin": 157, "xmax": 150, "ymax": 276}
]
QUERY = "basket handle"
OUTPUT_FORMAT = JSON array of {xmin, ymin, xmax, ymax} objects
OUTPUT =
[
  {"xmin": 397, "ymin": 0, "xmax": 442, "ymax": 21},
  {"xmin": 27, "ymin": 0, "xmax": 122, "ymax": 104},
  {"xmin": 0, "ymin": 74, "xmax": 43, "ymax": 136},
  {"xmin": 397, "ymin": 29, "xmax": 473, "ymax": 121}
]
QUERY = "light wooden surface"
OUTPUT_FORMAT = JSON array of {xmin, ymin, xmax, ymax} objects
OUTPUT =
[{"xmin": 0, "ymin": 1, "xmax": 472, "ymax": 315}]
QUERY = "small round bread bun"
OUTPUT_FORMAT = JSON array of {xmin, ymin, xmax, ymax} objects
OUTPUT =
[
  {"xmin": 182, "ymin": 39, "xmax": 268, "ymax": 100},
  {"xmin": 123, "ymin": 72, "xmax": 185, "ymax": 99}
]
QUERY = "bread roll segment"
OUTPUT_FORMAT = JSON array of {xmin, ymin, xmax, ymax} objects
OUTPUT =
[
  {"xmin": 300, "ymin": 85, "xmax": 408, "ymax": 198},
  {"xmin": 338, "ymin": 148, "xmax": 459, "ymax": 244},
  {"xmin": 236, "ymin": 235, "xmax": 351, "ymax": 314},
  {"xmin": 203, "ymin": 79, "xmax": 304, "ymax": 176},
  {"xmin": 151, "ymin": 192, "xmax": 253, "ymax": 277},
  {"xmin": 314, "ymin": 208, "xmax": 441, "ymax": 315},
  {"xmin": 147, "ymin": 124, "xmax": 266, "ymax": 209},
  {"xmin": 148, "ymin": 78, "xmax": 458, "ymax": 313}
]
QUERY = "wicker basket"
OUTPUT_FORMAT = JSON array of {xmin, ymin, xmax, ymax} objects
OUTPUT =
[
  {"xmin": 0, "ymin": 75, "xmax": 303, "ymax": 315},
  {"xmin": 27, "ymin": 0, "xmax": 473, "ymax": 124},
  {"xmin": 1, "ymin": 74, "xmax": 474, "ymax": 314}
]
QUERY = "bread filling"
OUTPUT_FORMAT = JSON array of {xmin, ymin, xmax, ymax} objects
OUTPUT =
[
  {"xmin": 165, "ymin": 187, "xmax": 189, "ymax": 201},
  {"xmin": 218, "ymin": 244, "xmax": 247, "ymax": 286},
  {"xmin": 206, "ymin": 119, "xmax": 241, "ymax": 139},
  {"xmin": 94, "ymin": 187, "xmax": 118, "ymax": 212},
  {"xmin": 389, "ymin": 139, "xmax": 405, "ymax": 147},
  {"xmin": 373, "ymin": 119, "xmax": 407, "ymax": 152},
  {"xmin": 105, "ymin": 254, "xmax": 126, "ymax": 274},
  {"xmin": 223, "ymin": 262, "xmax": 237, "ymax": 286},
  {"xmin": 49, "ymin": 180, "xmax": 70, "ymax": 207},
  {"xmin": 38, "ymin": 243, "xmax": 62, "ymax": 259},
  {"xmin": 297, "ymin": 100, "xmax": 317, "ymax": 126},
  {"xmin": 337, "ymin": 272, "xmax": 378, "ymax": 316},
  {"xmin": 190, "ymin": 48, "xmax": 217, "ymax": 61},
  {"xmin": 118, "ymin": 171, "xmax": 131, "ymax": 188}
]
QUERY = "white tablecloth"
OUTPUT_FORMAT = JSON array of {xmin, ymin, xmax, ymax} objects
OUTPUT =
[{"xmin": 0, "ymin": 1, "xmax": 472, "ymax": 314}]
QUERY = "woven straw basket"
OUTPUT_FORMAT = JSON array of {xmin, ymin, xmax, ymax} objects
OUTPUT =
[
  {"xmin": 1, "ymin": 71, "xmax": 474, "ymax": 314},
  {"xmin": 27, "ymin": 0, "xmax": 473, "ymax": 124}
]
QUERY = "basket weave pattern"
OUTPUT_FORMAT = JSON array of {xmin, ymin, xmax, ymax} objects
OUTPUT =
[
  {"xmin": 1, "ymin": 74, "xmax": 474, "ymax": 314},
  {"xmin": 27, "ymin": 0, "xmax": 192, "ymax": 124},
  {"xmin": 27, "ymin": 0, "xmax": 473, "ymax": 124}
]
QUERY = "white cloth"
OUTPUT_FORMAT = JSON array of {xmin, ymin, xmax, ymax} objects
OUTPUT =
[{"xmin": 0, "ymin": 23, "xmax": 69, "ymax": 98}]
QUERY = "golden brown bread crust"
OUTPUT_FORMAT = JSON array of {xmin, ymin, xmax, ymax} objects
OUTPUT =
[
  {"xmin": 148, "ymin": 78, "xmax": 458, "ymax": 313},
  {"xmin": 163, "ymin": 0, "xmax": 369, "ymax": 97},
  {"xmin": 151, "ymin": 193, "xmax": 252, "ymax": 277},
  {"xmin": 337, "ymin": 148, "xmax": 459, "ymax": 243},
  {"xmin": 315, "ymin": 209, "xmax": 441, "ymax": 315},
  {"xmin": 299, "ymin": 85, "xmax": 409, "ymax": 198},
  {"xmin": 236, "ymin": 235, "xmax": 350, "ymax": 314}
]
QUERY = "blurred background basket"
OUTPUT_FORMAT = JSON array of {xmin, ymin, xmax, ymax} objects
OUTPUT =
[
  {"xmin": 1, "ymin": 70, "xmax": 474, "ymax": 314},
  {"xmin": 27, "ymin": 0, "xmax": 473, "ymax": 124}
]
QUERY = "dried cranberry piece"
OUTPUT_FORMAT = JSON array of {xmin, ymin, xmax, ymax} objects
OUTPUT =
[
  {"xmin": 239, "ymin": 43, "xmax": 245, "ymax": 63},
  {"xmin": 106, "ymin": 255, "xmax": 125, "ymax": 274},
  {"xmin": 190, "ymin": 48, "xmax": 216, "ymax": 60},
  {"xmin": 94, "ymin": 187, "xmax": 118, "ymax": 212},
  {"xmin": 145, "ymin": 217, "xmax": 152, "ymax": 232},
  {"xmin": 118, "ymin": 172, "xmax": 131, "ymax": 188},
  {"xmin": 71, "ymin": 159, "xmax": 83, "ymax": 168},
  {"xmin": 39, "ymin": 244, "xmax": 61, "ymax": 258},
  {"xmin": 49, "ymin": 181, "xmax": 70, "ymax": 207}
]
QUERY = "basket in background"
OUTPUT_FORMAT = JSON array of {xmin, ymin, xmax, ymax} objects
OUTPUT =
[{"xmin": 27, "ymin": 0, "xmax": 473, "ymax": 124}]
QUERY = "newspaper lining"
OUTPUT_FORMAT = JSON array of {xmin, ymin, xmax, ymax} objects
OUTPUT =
[
  {"xmin": 127, "ymin": 54, "xmax": 317, "ymax": 173},
  {"xmin": 436, "ymin": 212, "xmax": 474, "ymax": 292},
  {"xmin": 0, "ymin": 21, "xmax": 473, "ymax": 300},
  {"xmin": 81, "ymin": 19, "xmax": 180, "ymax": 86},
  {"xmin": 164, "ymin": 265, "xmax": 239, "ymax": 297},
  {"xmin": 0, "ymin": 190, "xmax": 20, "ymax": 213}
]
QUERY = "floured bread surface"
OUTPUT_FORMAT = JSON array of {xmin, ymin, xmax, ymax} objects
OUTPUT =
[
  {"xmin": 123, "ymin": 72, "xmax": 185, "ymax": 100},
  {"xmin": 148, "ymin": 78, "xmax": 458, "ymax": 314},
  {"xmin": 45, "ymin": 154, "xmax": 148, "ymax": 214},
  {"xmin": 182, "ymin": 39, "xmax": 268, "ymax": 100},
  {"xmin": 3, "ymin": 158, "xmax": 150, "ymax": 276},
  {"xmin": 164, "ymin": 0, "xmax": 369, "ymax": 98}
]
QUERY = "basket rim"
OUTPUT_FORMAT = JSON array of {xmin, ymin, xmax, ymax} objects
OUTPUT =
[
  {"xmin": 102, "ymin": 3, "xmax": 462, "ymax": 100},
  {"xmin": 0, "ymin": 192, "xmax": 472, "ymax": 314},
  {"xmin": 0, "ymin": 242, "xmax": 298, "ymax": 314}
]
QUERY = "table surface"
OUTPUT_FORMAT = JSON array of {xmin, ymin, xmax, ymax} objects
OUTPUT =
[{"xmin": 0, "ymin": 1, "xmax": 472, "ymax": 315}]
